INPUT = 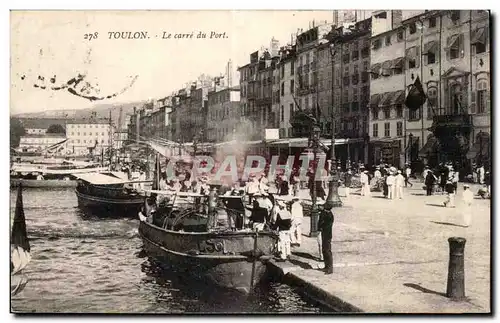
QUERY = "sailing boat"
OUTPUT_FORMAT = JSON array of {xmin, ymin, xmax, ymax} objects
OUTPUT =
[{"xmin": 11, "ymin": 184, "xmax": 31, "ymax": 296}]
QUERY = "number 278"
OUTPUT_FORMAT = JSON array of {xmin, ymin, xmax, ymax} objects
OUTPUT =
[{"xmin": 84, "ymin": 32, "xmax": 99, "ymax": 41}]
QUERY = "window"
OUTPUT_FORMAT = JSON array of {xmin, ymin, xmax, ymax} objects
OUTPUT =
[
  {"xmin": 290, "ymin": 79, "xmax": 294, "ymax": 94},
  {"xmin": 83, "ymin": 132, "xmax": 86, "ymax": 136},
  {"xmin": 427, "ymin": 87, "xmax": 438, "ymax": 118},
  {"xmin": 83, "ymin": 140, "xmax": 87, "ymax": 143},
  {"xmin": 384, "ymin": 107, "xmax": 391, "ymax": 119},
  {"xmin": 281, "ymin": 65, "xmax": 285, "ymax": 78},
  {"xmin": 89, "ymin": 132, "xmax": 92, "ymax": 136},
  {"xmin": 102, "ymin": 140, "xmax": 105, "ymax": 144},
  {"xmin": 101, "ymin": 132, "xmax": 105, "ymax": 135},
  {"xmin": 477, "ymin": 80, "xmax": 489, "ymax": 113},
  {"xmin": 305, "ymin": 97, "xmax": 309, "ymax": 110},
  {"xmin": 289, "ymin": 103, "xmax": 294, "ymax": 119},
  {"xmin": 343, "ymin": 103, "xmax": 350, "ymax": 114},
  {"xmin": 352, "ymin": 102, "xmax": 359, "ymax": 112},
  {"xmin": 396, "ymin": 122, "xmax": 403, "ymax": 136},
  {"xmin": 291, "ymin": 61, "xmax": 295, "ymax": 75},
  {"xmin": 352, "ymin": 50, "xmax": 359, "ymax": 61},
  {"xmin": 447, "ymin": 34, "xmax": 463, "ymax": 60},
  {"xmin": 384, "ymin": 122, "xmax": 390, "ymax": 137},
  {"xmin": 281, "ymin": 82, "xmax": 284, "ymax": 96},
  {"xmin": 343, "ymin": 90, "xmax": 349, "ymax": 103},
  {"xmin": 372, "ymin": 39, "xmax": 381, "ymax": 50},
  {"xmin": 281, "ymin": 105, "xmax": 284, "ymax": 122},
  {"xmin": 409, "ymin": 108, "xmax": 420, "ymax": 120},
  {"xmin": 77, "ymin": 132, "xmax": 80, "ymax": 136},
  {"xmin": 374, "ymin": 11, "xmax": 387, "ymax": 19},
  {"xmin": 385, "ymin": 35, "xmax": 391, "ymax": 46},
  {"xmin": 409, "ymin": 23, "xmax": 417, "ymax": 34},
  {"xmin": 429, "ymin": 17, "xmax": 436, "ymax": 28},
  {"xmin": 397, "ymin": 30, "xmax": 404, "ymax": 42},
  {"xmin": 372, "ymin": 108, "xmax": 379, "ymax": 120},
  {"xmin": 71, "ymin": 132, "xmax": 74, "ymax": 135},
  {"xmin": 450, "ymin": 10, "xmax": 460, "ymax": 23},
  {"xmin": 406, "ymin": 47, "xmax": 420, "ymax": 69},
  {"xmin": 305, "ymin": 54, "xmax": 310, "ymax": 65},
  {"xmin": 77, "ymin": 139, "xmax": 80, "ymax": 143},
  {"xmin": 372, "ymin": 123, "xmax": 378, "ymax": 137},
  {"xmin": 396, "ymin": 104, "xmax": 403, "ymax": 118},
  {"xmin": 427, "ymin": 51, "xmax": 436, "ymax": 64}
]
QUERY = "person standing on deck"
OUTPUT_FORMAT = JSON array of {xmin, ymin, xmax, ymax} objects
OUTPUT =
[
  {"xmin": 245, "ymin": 175, "xmax": 260, "ymax": 205},
  {"xmin": 290, "ymin": 197, "xmax": 303, "ymax": 246},
  {"xmin": 275, "ymin": 200, "xmax": 292, "ymax": 261},
  {"xmin": 425, "ymin": 170, "xmax": 437, "ymax": 196},
  {"xmin": 318, "ymin": 202, "xmax": 334, "ymax": 274},
  {"xmin": 395, "ymin": 170, "xmax": 405, "ymax": 199},
  {"xmin": 462, "ymin": 184, "xmax": 473, "ymax": 227}
]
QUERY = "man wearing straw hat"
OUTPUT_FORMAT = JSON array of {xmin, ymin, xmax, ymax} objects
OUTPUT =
[{"xmin": 275, "ymin": 199, "xmax": 292, "ymax": 261}]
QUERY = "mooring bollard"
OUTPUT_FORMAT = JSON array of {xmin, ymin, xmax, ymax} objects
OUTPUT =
[{"xmin": 446, "ymin": 237, "xmax": 466, "ymax": 300}]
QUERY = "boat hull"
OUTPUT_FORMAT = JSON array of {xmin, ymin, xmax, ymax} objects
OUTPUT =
[
  {"xmin": 10, "ymin": 179, "xmax": 77, "ymax": 188},
  {"xmin": 139, "ymin": 221, "xmax": 278, "ymax": 294},
  {"xmin": 75, "ymin": 190, "xmax": 143, "ymax": 217}
]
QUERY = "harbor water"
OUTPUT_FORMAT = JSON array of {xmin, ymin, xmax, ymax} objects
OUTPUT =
[{"xmin": 10, "ymin": 188, "xmax": 331, "ymax": 313}]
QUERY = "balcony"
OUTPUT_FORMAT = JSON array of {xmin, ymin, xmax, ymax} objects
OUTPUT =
[{"xmin": 430, "ymin": 114, "xmax": 473, "ymax": 136}]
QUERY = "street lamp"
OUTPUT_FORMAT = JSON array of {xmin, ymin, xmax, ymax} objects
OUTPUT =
[
  {"xmin": 310, "ymin": 124, "xmax": 321, "ymax": 237},
  {"xmin": 326, "ymin": 41, "xmax": 343, "ymax": 208}
]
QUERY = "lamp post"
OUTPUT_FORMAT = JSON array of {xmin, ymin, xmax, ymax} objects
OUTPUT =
[
  {"xmin": 327, "ymin": 41, "xmax": 343, "ymax": 208},
  {"xmin": 408, "ymin": 133, "xmax": 414, "ymax": 163},
  {"xmin": 309, "ymin": 124, "xmax": 321, "ymax": 237}
]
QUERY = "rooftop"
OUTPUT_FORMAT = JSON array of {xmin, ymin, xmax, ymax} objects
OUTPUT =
[
  {"xmin": 21, "ymin": 133, "xmax": 66, "ymax": 138},
  {"xmin": 17, "ymin": 117, "xmax": 68, "ymax": 130}
]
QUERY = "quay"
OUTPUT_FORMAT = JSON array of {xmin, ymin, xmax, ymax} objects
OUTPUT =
[{"xmin": 267, "ymin": 184, "xmax": 490, "ymax": 313}]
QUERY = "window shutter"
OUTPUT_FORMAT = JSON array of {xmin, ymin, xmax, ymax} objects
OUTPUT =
[
  {"xmin": 416, "ymin": 46, "xmax": 420, "ymax": 68},
  {"xmin": 446, "ymin": 36, "xmax": 451, "ymax": 61},
  {"xmin": 486, "ymin": 90, "xmax": 491, "ymax": 113},
  {"xmin": 470, "ymin": 91, "xmax": 476, "ymax": 114},
  {"xmin": 459, "ymin": 34, "xmax": 465, "ymax": 58}
]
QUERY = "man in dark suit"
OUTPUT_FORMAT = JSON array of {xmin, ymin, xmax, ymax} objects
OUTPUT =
[{"xmin": 318, "ymin": 201, "xmax": 334, "ymax": 274}]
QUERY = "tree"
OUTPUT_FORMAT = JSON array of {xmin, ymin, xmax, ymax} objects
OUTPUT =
[
  {"xmin": 10, "ymin": 118, "xmax": 26, "ymax": 148},
  {"xmin": 46, "ymin": 124, "xmax": 66, "ymax": 134}
]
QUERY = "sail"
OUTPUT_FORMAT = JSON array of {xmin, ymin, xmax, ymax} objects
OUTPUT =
[{"xmin": 11, "ymin": 184, "xmax": 31, "ymax": 276}]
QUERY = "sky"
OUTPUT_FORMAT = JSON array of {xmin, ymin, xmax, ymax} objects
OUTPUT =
[{"xmin": 10, "ymin": 10, "xmax": 341, "ymax": 115}]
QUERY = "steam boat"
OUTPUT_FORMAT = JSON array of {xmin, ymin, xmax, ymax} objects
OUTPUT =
[{"xmin": 138, "ymin": 157, "xmax": 279, "ymax": 294}]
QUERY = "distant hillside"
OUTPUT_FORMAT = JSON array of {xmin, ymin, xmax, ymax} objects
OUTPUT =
[{"xmin": 13, "ymin": 101, "xmax": 147, "ymax": 129}]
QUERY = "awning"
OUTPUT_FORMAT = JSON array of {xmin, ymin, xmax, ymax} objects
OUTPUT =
[
  {"xmin": 370, "ymin": 93, "xmax": 382, "ymax": 107},
  {"xmin": 418, "ymin": 137, "xmax": 438, "ymax": 158},
  {"xmin": 406, "ymin": 47, "xmax": 418, "ymax": 59},
  {"xmin": 379, "ymin": 92, "xmax": 395, "ymax": 107},
  {"xmin": 72, "ymin": 172, "xmax": 133, "ymax": 185},
  {"xmin": 424, "ymin": 41, "xmax": 438, "ymax": 53},
  {"xmin": 381, "ymin": 61, "xmax": 392, "ymax": 76},
  {"xmin": 391, "ymin": 57, "xmax": 404, "ymax": 69},
  {"xmin": 370, "ymin": 63, "xmax": 381, "ymax": 75},
  {"xmin": 391, "ymin": 90, "xmax": 406, "ymax": 105},
  {"xmin": 466, "ymin": 135, "xmax": 490, "ymax": 159},
  {"xmin": 447, "ymin": 34, "xmax": 460, "ymax": 50},
  {"xmin": 471, "ymin": 27, "xmax": 486, "ymax": 44}
]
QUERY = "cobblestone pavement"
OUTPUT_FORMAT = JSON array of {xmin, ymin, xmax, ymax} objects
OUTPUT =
[{"xmin": 277, "ymin": 181, "xmax": 491, "ymax": 313}]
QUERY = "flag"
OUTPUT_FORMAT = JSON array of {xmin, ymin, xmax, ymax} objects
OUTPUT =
[
  {"xmin": 11, "ymin": 184, "xmax": 31, "ymax": 276},
  {"xmin": 405, "ymin": 76, "xmax": 427, "ymax": 111},
  {"xmin": 315, "ymin": 101, "xmax": 322, "ymax": 121}
]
